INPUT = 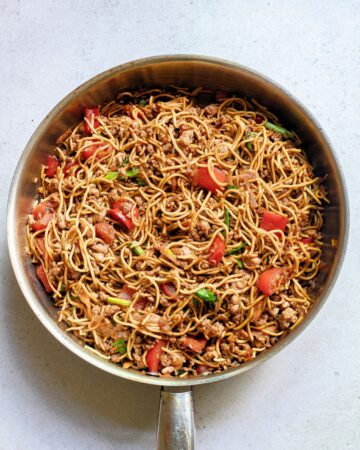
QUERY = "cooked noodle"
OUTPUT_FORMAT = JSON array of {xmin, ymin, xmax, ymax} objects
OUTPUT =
[{"xmin": 26, "ymin": 87, "xmax": 327, "ymax": 377}]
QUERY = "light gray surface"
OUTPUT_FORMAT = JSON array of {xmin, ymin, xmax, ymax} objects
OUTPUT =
[{"xmin": 0, "ymin": 0, "xmax": 359, "ymax": 449}]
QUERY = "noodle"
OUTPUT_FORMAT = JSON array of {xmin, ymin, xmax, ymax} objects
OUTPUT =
[{"xmin": 26, "ymin": 87, "xmax": 326, "ymax": 377}]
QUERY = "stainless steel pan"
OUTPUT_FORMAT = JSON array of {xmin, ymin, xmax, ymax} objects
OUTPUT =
[{"xmin": 7, "ymin": 55, "xmax": 348, "ymax": 449}]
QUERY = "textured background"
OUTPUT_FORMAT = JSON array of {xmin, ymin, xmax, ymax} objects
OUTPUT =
[{"xmin": 1, "ymin": 1, "xmax": 359, "ymax": 449}]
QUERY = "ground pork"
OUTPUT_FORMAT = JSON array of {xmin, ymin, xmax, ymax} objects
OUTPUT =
[
  {"xmin": 198, "ymin": 319, "xmax": 224, "ymax": 338},
  {"xmin": 279, "ymin": 307, "xmax": 298, "ymax": 329}
]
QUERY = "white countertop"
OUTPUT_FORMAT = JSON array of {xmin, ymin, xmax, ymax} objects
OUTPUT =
[{"xmin": 1, "ymin": 1, "xmax": 359, "ymax": 449}]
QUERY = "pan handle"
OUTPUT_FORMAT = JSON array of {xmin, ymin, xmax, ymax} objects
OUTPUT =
[{"xmin": 157, "ymin": 386, "xmax": 195, "ymax": 450}]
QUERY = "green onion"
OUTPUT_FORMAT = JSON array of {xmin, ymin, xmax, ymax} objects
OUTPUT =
[
  {"xmin": 131, "ymin": 242, "xmax": 145, "ymax": 256},
  {"xmin": 113, "ymin": 338, "xmax": 127, "ymax": 354},
  {"xmin": 177, "ymin": 369, "xmax": 185, "ymax": 375},
  {"xmin": 138, "ymin": 99, "xmax": 147, "ymax": 106},
  {"xmin": 226, "ymin": 185, "xmax": 238, "ymax": 191},
  {"xmin": 246, "ymin": 142, "xmax": 253, "ymax": 151},
  {"xmin": 225, "ymin": 242, "xmax": 247, "ymax": 255},
  {"xmin": 126, "ymin": 167, "xmax": 140, "ymax": 178},
  {"xmin": 60, "ymin": 283, "xmax": 67, "ymax": 293},
  {"xmin": 225, "ymin": 207, "xmax": 230, "ymax": 229},
  {"xmin": 193, "ymin": 298, "xmax": 200, "ymax": 307},
  {"xmin": 164, "ymin": 248, "xmax": 176, "ymax": 259},
  {"xmin": 237, "ymin": 259, "xmax": 243, "ymax": 269},
  {"xmin": 195, "ymin": 288, "xmax": 217, "ymax": 304},
  {"xmin": 265, "ymin": 121, "xmax": 294, "ymax": 139},
  {"xmin": 105, "ymin": 171, "xmax": 119, "ymax": 180},
  {"xmin": 121, "ymin": 156, "xmax": 129, "ymax": 166},
  {"xmin": 106, "ymin": 297, "xmax": 131, "ymax": 307},
  {"xmin": 134, "ymin": 177, "xmax": 146, "ymax": 186}
]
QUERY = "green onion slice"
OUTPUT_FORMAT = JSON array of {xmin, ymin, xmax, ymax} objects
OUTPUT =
[
  {"xmin": 106, "ymin": 297, "xmax": 131, "ymax": 307},
  {"xmin": 195, "ymin": 288, "xmax": 217, "ymax": 303},
  {"xmin": 265, "ymin": 121, "xmax": 294, "ymax": 139},
  {"xmin": 131, "ymin": 242, "xmax": 145, "ymax": 256},
  {"xmin": 237, "ymin": 259, "xmax": 243, "ymax": 269},
  {"xmin": 225, "ymin": 207, "xmax": 230, "ymax": 229},
  {"xmin": 105, "ymin": 171, "xmax": 119, "ymax": 180},
  {"xmin": 113, "ymin": 338, "xmax": 127, "ymax": 354},
  {"xmin": 126, "ymin": 167, "xmax": 140, "ymax": 178},
  {"xmin": 226, "ymin": 185, "xmax": 238, "ymax": 191},
  {"xmin": 225, "ymin": 242, "xmax": 247, "ymax": 255}
]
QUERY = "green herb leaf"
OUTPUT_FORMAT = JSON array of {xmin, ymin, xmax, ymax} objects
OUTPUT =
[
  {"xmin": 113, "ymin": 338, "xmax": 127, "ymax": 354},
  {"xmin": 226, "ymin": 185, "xmax": 238, "ymax": 191},
  {"xmin": 265, "ymin": 121, "xmax": 294, "ymax": 139},
  {"xmin": 138, "ymin": 99, "xmax": 147, "ymax": 106},
  {"xmin": 134, "ymin": 177, "xmax": 147, "ymax": 186},
  {"xmin": 237, "ymin": 258, "xmax": 243, "ymax": 269},
  {"xmin": 225, "ymin": 207, "xmax": 230, "ymax": 229},
  {"xmin": 105, "ymin": 171, "xmax": 119, "ymax": 180},
  {"xmin": 126, "ymin": 167, "xmax": 140, "ymax": 178},
  {"xmin": 195, "ymin": 288, "xmax": 217, "ymax": 303},
  {"xmin": 225, "ymin": 242, "xmax": 247, "ymax": 255}
]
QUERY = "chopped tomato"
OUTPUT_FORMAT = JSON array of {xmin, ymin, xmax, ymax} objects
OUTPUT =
[
  {"xmin": 36, "ymin": 265, "xmax": 53, "ymax": 293},
  {"xmin": 146, "ymin": 339, "xmax": 165, "ymax": 373},
  {"xmin": 119, "ymin": 285, "xmax": 136, "ymax": 300},
  {"xmin": 182, "ymin": 336, "xmax": 207, "ymax": 353},
  {"xmin": 257, "ymin": 267, "xmax": 286, "ymax": 296},
  {"xmin": 192, "ymin": 166, "xmax": 228, "ymax": 193},
  {"xmin": 301, "ymin": 237, "xmax": 313, "ymax": 244},
  {"xmin": 134, "ymin": 297, "xmax": 149, "ymax": 310},
  {"xmin": 260, "ymin": 210, "xmax": 288, "ymax": 235},
  {"xmin": 84, "ymin": 107, "xmax": 100, "ymax": 135},
  {"xmin": 63, "ymin": 161, "xmax": 78, "ymax": 176},
  {"xmin": 95, "ymin": 222, "xmax": 115, "ymax": 244},
  {"xmin": 35, "ymin": 237, "xmax": 46, "ymax": 257},
  {"xmin": 160, "ymin": 282, "xmax": 176, "ymax": 299},
  {"xmin": 81, "ymin": 141, "xmax": 111, "ymax": 160},
  {"xmin": 196, "ymin": 364, "xmax": 209, "ymax": 374},
  {"xmin": 208, "ymin": 235, "xmax": 225, "ymax": 265},
  {"xmin": 32, "ymin": 201, "xmax": 55, "ymax": 220},
  {"xmin": 32, "ymin": 212, "xmax": 54, "ymax": 231},
  {"xmin": 108, "ymin": 200, "xmax": 139, "ymax": 232},
  {"xmin": 45, "ymin": 155, "xmax": 59, "ymax": 178}
]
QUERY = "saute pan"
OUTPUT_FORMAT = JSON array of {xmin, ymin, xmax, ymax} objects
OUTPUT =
[{"xmin": 7, "ymin": 55, "xmax": 348, "ymax": 449}]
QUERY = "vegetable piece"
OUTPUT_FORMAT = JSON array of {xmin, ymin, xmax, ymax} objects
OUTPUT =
[
  {"xmin": 45, "ymin": 155, "xmax": 59, "ymax": 178},
  {"xmin": 138, "ymin": 99, "xmax": 147, "ymax": 106},
  {"xmin": 134, "ymin": 297, "xmax": 149, "ymax": 310},
  {"xmin": 32, "ymin": 212, "xmax": 54, "ymax": 231},
  {"xmin": 196, "ymin": 364, "xmax": 210, "ymax": 375},
  {"xmin": 32, "ymin": 201, "xmax": 55, "ymax": 220},
  {"xmin": 225, "ymin": 242, "xmax": 247, "ymax": 255},
  {"xmin": 121, "ymin": 156, "xmax": 129, "ymax": 166},
  {"xmin": 146, "ymin": 339, "xmax": 165, "ymax": 373},
  {"xmin": 237, "ymin": 259, "xmax": 243, "ymax": 269},
  {"xmin": 192, "ymin": 166, "xmax": 228, "ymax": 193},
  {"xmin": 95, "ymin": 222, "xmax": 115, "ymax": 244},
  {"xmin": 301, "ymin": 237, "xmax": 313, "ymax": 244},
  {"xmin": 265, "ymin": 121, "xmax": 294, "ymax": 139},
  {"xmin": 181, "ymin": 336, "xmax": 207, "ymax": 353},
  {"xmin": 224, "ymin": 207, "xmax": 230, "ymax": 229},
  {"xmin": 119, "ymin": 285, "xmax": 136, "ymax": 300},
  {"xmin": 226, "ymin": 185, "xmax": 238, "ymax": 190},
  {"xmin": 125, "ymin": 167, "xmax": 140, "ymax": 178},
  {"xmin": 131, "ymin": 242, "xmax": 145, "ymax": 256},
  {"xmin": 195, "ymin": 288, "xmax": 217, "ymax": 303},
  {"xmin": 105, "ymin": 171, "xmax": 119, "ymax": 180},
  {"xmin": 164, "ymin": 248, "xmax": 176, "ymax": 260},
  {"xmin": 84, "ymin": 107, "xmax": 100, "ymax": 135},
  {"xmin": 246, "ymin": 142, "xmax": 253, "ymax": 151},
  {"xmin": 134, "ymin": 177, "xmax": 147, "ymax": 186},
  {"xmin": 208, "ymin": 235, "xmax": 225, "ymax": 265},
  {"xmin": 63, "ymin": 161, "xmax": 78, "ymax": 176},
  {"xmin": 106, "ymin": 297, "xmax": 131, "ymax": 307},
  {"xmin": 82, "ymin": 141, "xmax": 111, "ymax": 160},
  {"xmin": 108, "ymin": 200, "xmax": 139, "ymax": 232},
  {"xmin": 36, "ymin": 264, "xmax": 52, "ymax": 293},
  {"xmin": 160, "ymin": 282, "xmax": 177, "ymax": 299},
  {"xmin": 257, "ymin": 268, "xmax": 286, "ymax": 296},
  {"xmin": 260, "ymin": 210, "xmax": 288, "ymax": 234},
  {"xmin": 113, "ymin": 338, "xmax": 127, "ymax": 354}
]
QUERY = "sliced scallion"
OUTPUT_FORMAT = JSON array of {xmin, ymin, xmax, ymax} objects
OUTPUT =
[
  {"xmin": 265, "ymin": 121, "xmax": 294, "ymax": 139},
  {"xmin": 226, "ymin": 185, "xmax": 238, "ymax": 191},
  {"xmin": 131, "ymin": 242, "xmax": 145, "ymax": 256},
  {"xmin": 225, "ymin": 207, "xmax": 230, "ymax": 229},
  {"xmin": 225, "ymin": 242, "xmax": 247, "ymax": 255},
  {"xmin": 195, "ymin": 288, "xmax": 217, "ymax": 303},
  {"xmin": 237, "ymin": 259, "xmax": 243, "ymax": 269},
  {"xmin": 164, "ymin": 248, "xmax": 176, "ymax": 259},
  {"xmin": 126, "ymin": 167, "xmax": 140, "ymax": 178},
  {"xmin": 121, "ymin": 156, "xmax": 129, "ymax": 166},
  {"xmin": 134, "ymin": 177, "xmax": 146, "ymax": 186},
  {"xmin": 138, "ymin": 99, "xmax": 147, "ymax": 106},
  {"xmin": 105, "ymin": 171, "xmax": 119, "ymax": 180},
  {"xmin": 106, "ymin": 297, "xmax": 131, "ymax": 307},
  {"xmin": 113, "ymin": 338, "xmax": 127, "ymax": 354},
  {"xmin": 246, "ymin": 142, "xmax": 253, "ymax": 151}
]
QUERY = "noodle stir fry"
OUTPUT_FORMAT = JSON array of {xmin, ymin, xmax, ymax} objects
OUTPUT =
[{"xmin": 26, "ymin": 87, "xmax": 327, "ymax": 377}]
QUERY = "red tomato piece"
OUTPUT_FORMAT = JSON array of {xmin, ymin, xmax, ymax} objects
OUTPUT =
[
  {"xmin": 301, "ymin": 237, "xmax": 313, "ymax": 244},
  {"xmin": 260, "ymin": 210, "xmax": 288, "ymax": 234},
  {"xmin": 81, "ymin": 142, "xmax": 111, "ymax": 160},
  {"xmin": 182, "ymin": 336, "xmax": 207, "ymax": 353},
  {"xmin": 84, "ymin": 107, "xmax": 100, "ymax": 135},
  {"xmin": 95, "ymin": 222, "xmax": 115, "ymax": 244},
  {"xmin": 134, "ymin": 297, "xmax": 149, "ymax": 310},
  {"xmin": 257, "ymin": 268, "xmax": 286, "ymax": 296},
  {"xmin": 192, "ymin": 166, "xmax": 228, "ymax": 193},
  {"xmin": 196, "ymin": 364, "xmax": 209, "ymax": 374},
  {"xmin": 45, "ymin": 155, "xmax": 59, "ymax": 178},
  {"xmin": 108, "ymin": 200, "xmax": 139, "ymax": 232},
  {"xmin": 35, "ymin": 237, "xmax": 46, "ymax": 257},
  {"xmin": 160, "ymin": 282, "xmax": 176, "ymax": 299},
  {"xmin": 208, "ymin": 235, "xmax": 225, "ymax": 265},
  {"xmin": 119, "ymin": 285, "xmax": 136, "ymax": 301},
  {"xmin": 63, "ymin": 161, "xmax": 78, "ymax": 177},
  {"xmin": 36, "ymin": 264, "xmax": 53, "ymax": 293},
  {"xmin": 32, "ymin": 212, "xmax": 54, "ymax": 231},
  {"xmin": 146, "ymin": 340, "xmax": 165, "ymax": 373},
  {"xmin": 32, "ymin": 201, "xmax": 55, "ymax": 220}
]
